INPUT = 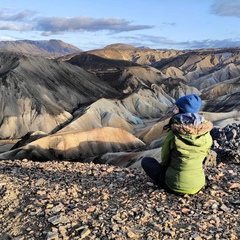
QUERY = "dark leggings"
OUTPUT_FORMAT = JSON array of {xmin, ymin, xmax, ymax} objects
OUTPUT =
[{"xmin": 141, "ymin": 157, "xmax": 173, "ymax": 193}]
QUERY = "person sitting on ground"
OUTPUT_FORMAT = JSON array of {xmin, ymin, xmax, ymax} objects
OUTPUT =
[{"xmin": 141, "ymin": 94, "xmax": 213, "ymax": 195}]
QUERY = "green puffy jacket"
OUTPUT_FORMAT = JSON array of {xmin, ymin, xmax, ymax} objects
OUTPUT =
[{"xmin": 161, "ymin": 113, "xmax": 213, "ymax": 194}]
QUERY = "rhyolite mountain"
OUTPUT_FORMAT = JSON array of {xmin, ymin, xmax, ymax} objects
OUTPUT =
[
  {"xmin": 0, "ymin": 41, "xmax": 239, "ymax": 165},
  {"xmin": 0, "ymin": 39, "xmax": 82, "ymax": 56}
]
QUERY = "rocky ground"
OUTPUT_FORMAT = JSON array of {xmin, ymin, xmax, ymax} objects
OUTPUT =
[
  {"xmin": 0, "ymin": 124, "xmax": 239, "ymax": 240},
  {"xmin": 211, "ymin": 123, "xmax": 240, "ymax": 164}
]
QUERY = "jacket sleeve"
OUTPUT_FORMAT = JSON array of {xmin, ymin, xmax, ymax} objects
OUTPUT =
[{"xmin": 161, "ymin": 130, "xmax": 174, "ymax": 166}]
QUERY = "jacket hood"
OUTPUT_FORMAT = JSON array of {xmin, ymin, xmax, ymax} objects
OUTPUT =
[
  {"xmin": 171, "ymin": 120, "xmax": 213, "ymax": 135},
  {"xmin": 173, "ymin": 113, "xmax": 204, "ymax": 125}
]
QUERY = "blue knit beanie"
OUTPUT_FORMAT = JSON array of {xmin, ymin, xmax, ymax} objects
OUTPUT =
[{"xmin": 175, "ymin": 94, "xmax": 202, "ymax": 113}]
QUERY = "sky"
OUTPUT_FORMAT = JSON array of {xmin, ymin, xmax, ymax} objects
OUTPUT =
[{"xmin": 0, "ymin": 0, "xmax": 240, "ymax": 51}]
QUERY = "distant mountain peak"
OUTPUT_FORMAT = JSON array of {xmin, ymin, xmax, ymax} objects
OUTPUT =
[
  {"xmin": 104, "ymin": 43, "xmax": 136, "ymax": 50},
  {"xmin": 0, "ymin": 39, "xmax": 82, "ymax": 57}
]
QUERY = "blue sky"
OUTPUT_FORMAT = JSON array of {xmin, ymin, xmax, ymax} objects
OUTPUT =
[{"xmin": 0, "ymin": 0, "xmax": 240, "ymax": 51}]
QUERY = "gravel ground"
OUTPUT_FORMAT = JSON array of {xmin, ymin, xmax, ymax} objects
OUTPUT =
[
  {"xmin": 0, "ymin": 123, "xmax": 239, "ymax": 240},
  {"xmin": 0, "ymin": 159, "xmax": 239, "ymax": 240}
]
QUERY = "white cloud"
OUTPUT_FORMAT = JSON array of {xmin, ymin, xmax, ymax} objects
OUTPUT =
[
  {"xmin": 121, "ymin": 34, "xmax": 240, "ymax": 50},
  {"xmin": 35, "ymin": 16, "xmax": 153, "ymax": 35},
  {"xmin": 0, "ymin": 9, "xmax": 36, "ymax": 21},
  {"xmin": 0, "ymin": 36, "xmax": 16, "ymax": 41},
  {"xmin": 0, "ymin": 9, "xmax": 153, "ymax": 35},
  {"xmin": 0, "ymin": 23, "xmax": 32, "ymax": 31},
  {"xmin": 210, "ymin": 0, "xmax": 240, "ymax": 18}
]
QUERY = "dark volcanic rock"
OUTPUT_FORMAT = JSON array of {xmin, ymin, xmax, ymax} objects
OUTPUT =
[
  {"xmin": 211, "ymin": 123, "xmax": 240, "ymax": 164},
  {"xmin": 68, "ymin": 53, "xmax": 140, "ymax": 71}
]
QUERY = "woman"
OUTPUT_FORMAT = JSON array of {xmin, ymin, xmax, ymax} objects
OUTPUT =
[{"xmin": 141, "ymin": 94, "xmax": 213, "ymax": 195}]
